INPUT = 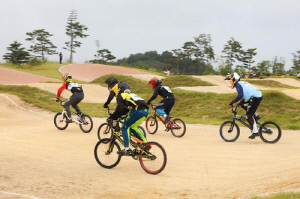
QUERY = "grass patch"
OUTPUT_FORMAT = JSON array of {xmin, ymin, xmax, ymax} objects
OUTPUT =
[
  {"xmin": 245, "ymin": 79, "xmax": 296, "ymax": 89},
  {"xmin": 250, "ymin": 192, "xmax": 300, "ymax": 199},
  {"xmin": 91, "ymin": 74, "xmax": 214, "ymax": 92},
  {"xmin": 161, "ymin": 75, "xmax": 215, "ymax": 87},
  {"xmin": 1, "ymin": 84, "xmax": 300, "ymax": 130}
]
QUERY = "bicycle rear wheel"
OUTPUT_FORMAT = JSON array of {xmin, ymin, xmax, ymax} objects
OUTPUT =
[
  {"xmin": 94, "ymin": 138, "xmax": 122, "ymax": 169},
  {"xmin": 145, "ymin": 116, "xmax": 158, "ymax": 134},
  {"xmin": 170, "ymin": 118, "xmax": 186, "ymax": 138},
  {"xmin": 79, "ymin": 114, "xmax": 93, "ymax": 133},
  {"xmin": 97, "ymin": 123, "xmax": 113, "ymax": 140},
  {"xmin": 220, "ymin": 121, "xmax": 240, "ymax": 142},
  {"xmin": 54, "ymin": 112, "xmax": 69, "ymax": 130},
  {"xmin": 259, "ymin": 121, "xmax": 281, "ymax": 143},
  {"xmin": 139, "ymin": 141, "xmax": 167, "ymax": 174}
]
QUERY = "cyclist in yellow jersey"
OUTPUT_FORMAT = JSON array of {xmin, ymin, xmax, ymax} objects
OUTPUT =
[{"xmin": 108, "ymin": 89, "xmax": 149, "ymax": 156}]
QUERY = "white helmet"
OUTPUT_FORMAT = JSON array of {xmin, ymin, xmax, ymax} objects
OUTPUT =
[{"xmin": 225, "ymin": 72, "xmax": 240, "ymax": 88}]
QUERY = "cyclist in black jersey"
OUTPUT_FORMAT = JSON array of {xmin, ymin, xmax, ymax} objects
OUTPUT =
[{"xmin": 147, "ymin": 77, "xmax": 175, "ymax": 124}]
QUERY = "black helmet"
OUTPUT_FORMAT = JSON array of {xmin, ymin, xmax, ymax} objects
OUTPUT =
[{"xmin": 105, "ymin": 75, "xmax": 118, "ymax": 88}]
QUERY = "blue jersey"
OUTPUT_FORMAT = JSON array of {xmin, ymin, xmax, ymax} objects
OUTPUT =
[{"xmin": 232, "ymin": 81, "xmax": 262, "ymax": 103}]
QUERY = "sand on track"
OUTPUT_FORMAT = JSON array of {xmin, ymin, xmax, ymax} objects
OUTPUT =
[{"xmin": 0, "ymin": 93, "xmax": 300, "ymax": 199}]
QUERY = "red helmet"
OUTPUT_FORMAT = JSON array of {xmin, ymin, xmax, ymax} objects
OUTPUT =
[{"xmin": 148, "ymin": 77, "xmax": 161, "ymax": 90}]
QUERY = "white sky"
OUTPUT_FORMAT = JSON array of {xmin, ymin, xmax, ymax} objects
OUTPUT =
[{"xmin": 1, "ymin": 0, "xmax": 300, "ymax": 70}]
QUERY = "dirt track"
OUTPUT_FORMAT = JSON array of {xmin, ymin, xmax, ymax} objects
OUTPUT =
[{"xmin": 1, "ymin": 65, "xmax": 300, "ymax": 199}]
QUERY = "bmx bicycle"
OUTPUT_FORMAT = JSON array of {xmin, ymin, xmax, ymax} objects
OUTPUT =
[
  {"xmin": 54, "ymin": 100, "xmax": 93, "ymax": 133},
  {"xmin": 97, "ymin": 107, "xmax": 146, "ymax": 140},
  {"xmin": 94, "ymin": 116, "xmax": 167, "ymax": 174},
  {"xmin": 145, "ymin": 104, "xmax": 186, "ymax": 137},
  {"xmin": 219, "ymin": 103, "xmax": 281, "ymax": 143}
]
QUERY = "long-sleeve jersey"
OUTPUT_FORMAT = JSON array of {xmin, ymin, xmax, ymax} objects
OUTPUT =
[
  {"xmin": 148, "ymin": 84, "xmax": 174, "ymax": 103},
  {"xmin": 109, "ymin": 92, "xmax": 148, "ymax": 120},
  {"xmin": 57, "ymin": 81, "xmax": 83, "ymax": 97},
  {"xmin": 231, "ymin": 81, "xmax": 262, "ymax": 103}
]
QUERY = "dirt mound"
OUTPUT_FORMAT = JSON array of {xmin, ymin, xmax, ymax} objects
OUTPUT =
[
  {"xmin": 0, "ymin": 67, "xmax": 59, "ymax": 84},
  {"xmin": 60, "ymin": 64, "xmax": 158, "ymax": 82}
]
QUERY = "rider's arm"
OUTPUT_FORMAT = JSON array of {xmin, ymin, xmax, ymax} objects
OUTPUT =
[
  {"xmin": 104, "ymin": 90, "xmax": 115, "ymax": 106},
  {"xmin": 57, "ymin": 83, "xmax": 67, "ymax": 97},
  {"xmin": 147, "ymin": 86, "xmax": 159, "ymax": 103},
  {"xmin": 231, "ymin": 83, "xmax": 243, "ymax": 103},
  {"xmin": 108, "ymin": 95, "xmax": 126, "ymax": 120}
]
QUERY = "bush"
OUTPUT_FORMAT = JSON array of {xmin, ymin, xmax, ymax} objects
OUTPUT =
[{"xmin": 28, "ymin": 57, "xmax": 43, "ymax": 66}]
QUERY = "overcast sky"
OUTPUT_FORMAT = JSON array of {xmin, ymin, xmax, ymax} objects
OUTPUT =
[{"xmin": 1, "ymin": 0, "xmax": 300, "ymax": 70}]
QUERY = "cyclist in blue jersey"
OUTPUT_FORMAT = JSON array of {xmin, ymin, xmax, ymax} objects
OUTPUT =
[{"xmin": 225, "ymin": 72, "xmax": 263, "ymax": 139}]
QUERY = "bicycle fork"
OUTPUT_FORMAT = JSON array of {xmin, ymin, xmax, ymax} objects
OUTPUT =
[{"xmin": 228, "ymin": 117, "xmax": 237, "ymax": 133}]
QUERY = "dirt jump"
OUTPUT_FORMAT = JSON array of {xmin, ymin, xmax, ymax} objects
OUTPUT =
[{"xmin": 1, "ymin": 65, "xmax": 300, "ymax": 199}]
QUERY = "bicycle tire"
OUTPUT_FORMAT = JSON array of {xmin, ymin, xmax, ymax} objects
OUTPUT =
[
  {"xmin": 79, "ymin": 114, "xmax": 93, "ymax": 133},
  {"xmin": 259, "ymin": 121, "xmax": 281, "ymax": 144},
  {"xmin": 54, "ymin": 112, "xmax": 69, "ymax": 130},
  {"xmin": 145, "ymin": 116, "xmax": 158, "ymax": 134},
  {"xmin": 219, "ymin": 121, "xmax": 240, "ymax": 142},
  {"xmin": 139, "ymin": 141, "xmax": 167, "ymax": 174},
  {"xmin": 170, "ymin": 118, "xmax": 186, "ymax": 138},
  {"xmin": 94, "ymin": 138, "xmax": 122, "ymax": 169},
  {"xmin": 97, "ymin": 123, "xmax": 113, "ymax": 140}
]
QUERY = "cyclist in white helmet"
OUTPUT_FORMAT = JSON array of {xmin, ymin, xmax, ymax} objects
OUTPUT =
[{"xmin": 225, "ymin": 72, "xmax": 263, "ymax": 139}]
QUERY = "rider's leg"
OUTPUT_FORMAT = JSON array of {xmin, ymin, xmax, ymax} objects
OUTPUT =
[
  {"xmin": 129, "ymin": 110, "xmax": 149, "ymax": 143},
  {"xmin": 246, "ymin": 97, "xmax": 263, "ymax": 138},
  {"xmin": 71, "ymin": 92, "xmax": 84, "ymax": 114}
]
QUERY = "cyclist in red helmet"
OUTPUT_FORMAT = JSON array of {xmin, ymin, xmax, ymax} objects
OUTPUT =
[
  {"xmin": 147, "ymin": 77, "xmax": 175, "ymax": 124},
  {"xmin": 56, "ymin": 73, "xmax": 84, "ymax": 123}
]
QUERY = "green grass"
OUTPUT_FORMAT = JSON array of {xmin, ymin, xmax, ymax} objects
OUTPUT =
[
  {"xmin": 245, "ymin": 79, "xmax": 296, "ymax": 89},
  {"xmin": 250, "ymin": 192, "xmax": 300, "ymax": 199},
  {"xmin": 91, "ymin": 74, "xmax": 215, "ymax": 92},
  {"xmin": 1, "ymin": 84, "xmax": 300, "ymax": 130}
]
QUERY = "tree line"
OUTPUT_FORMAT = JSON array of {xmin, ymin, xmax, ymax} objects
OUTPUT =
[{"xmin": 2, "ymin": 10, "xmax": 300, "ymax": 75}]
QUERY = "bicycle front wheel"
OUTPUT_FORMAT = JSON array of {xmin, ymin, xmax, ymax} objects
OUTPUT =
[
  {"xmin": 145, "ymin": 116, "xmax": 158, "ymax": 134},
  {"xmin": 97, "ymin": 123, "xmax": 113, "ymax": 140},
  {"xmin": 54, "ymin": 112, "xmax": 69, "ymax": 130},
  {"xmin": 220, "ymin": 121, "xmax": 240, "ymax": 142},
  {"xmin": 139, "ymin": 141, "xmax": 167, "ymax": 174},
  {"xmin": 170, "ymin": 118, "xmax": 186, "ymax": 138},
  {"xmin": 79, "ymin": 114, "xmax": 93, "ymax": 133},
  {"xmin": 259, "ymin": 121, "xmax": 281, "ymax": 143},
  {"xmin": 94, "ymin": 138, "xmax": 122, "ymax": 169}
]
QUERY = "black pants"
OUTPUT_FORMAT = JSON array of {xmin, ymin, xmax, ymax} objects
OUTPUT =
[
  {"xmin": 64, "ymin": 92, "xmax": 84, "ymax": 117},
  {"xmin": 240, "ymin": 97, "xmax": 263, "ymax": 129}
]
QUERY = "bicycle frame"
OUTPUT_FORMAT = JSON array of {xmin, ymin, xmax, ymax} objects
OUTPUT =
[
  {"xmin": 150, "ymin": 104, "xmax": 175, "ymax": 129},
  {"xmin": 58, "ymin": 101, "xmax": 83, "ymax": 125},
  {"xmin": 106, "ymin": 124, "xmax": 152, "ymax": 159},
  {"xmin": 230, "ymin": 104, "xmax": 262, "ymax": 131}
]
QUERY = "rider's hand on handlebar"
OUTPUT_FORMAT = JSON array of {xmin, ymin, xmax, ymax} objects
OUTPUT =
[
  {"xmin": 146, "ymin": 100, "xmax": 151, "ymax": 105},
  {"xmin": 229, "ymin": 101, "xmax": 233, "ymax": 105},
  {"xmin": 103, "ymin": 103, "xmax": 109, "ymax": 108},
  {"xmin": 56, "ymin": 97, "xmax": 60, "ymax": 102}
]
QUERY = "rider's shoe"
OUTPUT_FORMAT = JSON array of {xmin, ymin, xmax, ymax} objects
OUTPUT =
[
  {"xmin": 254, "ymin": 115, "xmax": 262, "ymax": 121},
  {"xmin": 248, "ymin": 132, "xmax": 260, "ymax": 139},
  {"xmin": 117, "ymin": 149, "xmax": 132, "ymax": 156},
  {"xmin": 164, "ymin": 115, "xmax": 170, "ymax": 124},
  {"xmin": 143, "ymin": 144, "xmax": 152, "ymax": 151},
  {"xmin": 66, "ymin": 117, "xmax": 74, "ymax": 123}
]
